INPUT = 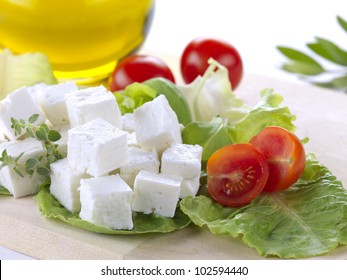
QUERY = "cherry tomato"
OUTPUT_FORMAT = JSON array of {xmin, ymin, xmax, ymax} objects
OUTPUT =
[
  {"xmin": 249, "ymin": 126, "xmax": 306, "ymax": 192},
  {"xmin": 108, "ymin": 54, "xmax": 175, "ymax": 91},
  {"xmin": 207, "ymin": 143, "xmax": 269, "ymax": 207},
  {"xmin": 180, "ymin": 37, "xmax": 243, "ymax": 89}
]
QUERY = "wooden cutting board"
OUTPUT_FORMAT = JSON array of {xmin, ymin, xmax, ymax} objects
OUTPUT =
[{"xmin": 1, "ymin": 68, "xmax": 347, "ymax": 260}]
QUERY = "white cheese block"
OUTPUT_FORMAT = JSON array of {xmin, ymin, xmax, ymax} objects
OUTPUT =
[
  {"xmin": 79, "ymin": 174, "xmax": 133, "ymax": 230},
  {"xmin": 65, "ymin": 85, "xmax": 122, "ymax": 128},
  {"xmin": 120, "ymin": 146, "xmax": 160, "ymax": 188},
  {"xmin": 126, "ymin": 131, "xmax": 140, "ymax": 148},
  {"xmin": 161, "ymin": 143, "xmax": 203, "ymax": 179},
  {"xmin": 0, "ymin": 86, "xmax": 46, "ymax": 140},
  {"xmin": 52, "ymin": 123, "xmax": 70, "ymax": 156},
  {"xmin": 50, "ymin": 158, "xmax": 90, "ymax": 213},
  {"xmin": 121, "ymin": 113, "xmax": 135, "ymax": 132},
  {"xmin": 67, "ymin": 118, "xmax": 128, "ymax": 177},
  {"xmin": 0, "ymin": 138, "xmax": 45, "ymax": 198},
  {"xmin": 134, "ymin": 95, "xmax": 182, "ymax": 154},
  {"xmin": 179, "ymin": 176, "xmax": 201, "ymax": 198},
  {"xmin": 132, "ymin": 170, "xmax": 181, "ymax": 218},
  {"xmin": 38, "ymin": 81, "xmax": 78, "ymax": 125}
]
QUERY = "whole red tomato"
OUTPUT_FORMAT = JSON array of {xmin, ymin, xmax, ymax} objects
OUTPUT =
[
  {"xmin": 180, "ymin": 37, "xmax": 243, "ymax": 89},
  {"xmin": 108, "ymin": 54, "xmax": 175, "ymax": 91}
]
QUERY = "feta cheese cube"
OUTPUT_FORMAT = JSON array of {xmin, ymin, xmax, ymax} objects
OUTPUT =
[
  {"xmin": 161, "ymin": 144, "xmax": 203, "ymax": 179},
  {"xmin": 79, "ymin": 174, "xmax": 133, "ymax": 230},
  {"xmin": 38, "ymin": 81, "xmax": 78, "ymax": 125},
  {"xmin": 65, "ymin": 86, "xmax": 122, "ymax": 128},
  {"xmin": 132, "ymin": 170, "xmax": 181, "ymax": 218},
  {"xmin": 134, "ymin": 95, "xmax": 182, "ymax": 154},
  {"xmin": 67, "ymin": 118, "xmax": 128, "ymax": 177},
  {"xmin": 126, "ymin": 131, "xmax": 140, "ymax": 148},
  {"xmin": 121, "ymin": 113, "xmax": 135, "ymax": 132},
  {"xmin": 120, "ymin": 146, "xmax": 160, "ymax": 187},
  {"xmin": 161, "ymin": 144, "xmax": 203, "ymax": 198},
  {"xmin": 0, "ymin": 138, "xmax": 45, "ymax": 198},
  {"xmin": 179, "ymin": 176, "xmax": 201, "ymax": 198},
  {"xmin": 0, "ymin": 86, "xmax": 46, "ymax": 140},
  {"xmin": 50, "ymin": 158, "xmax": 90, "ymax": 213}
]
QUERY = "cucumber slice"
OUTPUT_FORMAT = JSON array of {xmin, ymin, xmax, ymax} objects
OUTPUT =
[{"xmin": 0, "ymin": 49, "xmax": 58, "ymax": 99}]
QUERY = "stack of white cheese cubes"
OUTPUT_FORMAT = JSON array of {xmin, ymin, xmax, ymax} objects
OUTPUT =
[{"xmin": 0, "ymin": 82, "xmax": 203, "ymax": 231}]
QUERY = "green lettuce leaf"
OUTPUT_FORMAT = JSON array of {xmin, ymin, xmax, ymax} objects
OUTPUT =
[
  {"xmin": 180, "ymin": 154, "xmax": 347, "ymax": 258},
  {"xmin": 35, "ymin": 182, "xmax": 191, "ymax": 234},
  {"xmin": 182, "ymin": 117, "xmax": 233, "ymax": 165},
  {"xmin": 181, "ymin": 88, "xmax": 297, "ymax": 164},
  {"xmin": 0, "ymin": 185, "xmax": 11, "ymax": 195},
  {"xmin": 144, "ymin": 78, "xmax": 192, "ymax": 126},
  {"xmin": 229, "ymin": 88, "xmax": 297, "ymax": 143},
  {"xmin": 114, "ymin": 78, "xmax": 192, "ymax": 126},
  {"xmin": 114, "ymin": 82, "xmax": 157, "ymax": 115},
  {"xmin": 178, "ymin": 58, "xmax": 250, "ymax": 123},
  {"xmin": 0, "ymin": 49, "xmax": 57, "ymax": 98}
]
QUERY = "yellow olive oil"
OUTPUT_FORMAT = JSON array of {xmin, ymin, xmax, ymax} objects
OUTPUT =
[{"xmin": 0, "ymin": 0, "xmax": 154, "ymax": 83}]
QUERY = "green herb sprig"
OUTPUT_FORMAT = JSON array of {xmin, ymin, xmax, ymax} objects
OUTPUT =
[
  {"xmin": 0, "ymin": 114, "xmax": 64, "ymax": 178},
  {"xmin": 277, "ymin": 15, "xmax": 347, "ymax": 92}
]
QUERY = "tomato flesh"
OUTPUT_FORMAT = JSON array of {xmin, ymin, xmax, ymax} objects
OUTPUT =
[
  {"xmin": 108, "ymin": 54, "xmax": 175, "ymax": 91},
  {"xmin": 250, "ymin": 126, "xmax": 306, "ymax": 192},
  {"xmin": 180, "ymin": 37, "xmax": 243, "ymax": 89},
  {"xmin": 207, "ymin": 143, "xmax": 269, "ymax": 207}
]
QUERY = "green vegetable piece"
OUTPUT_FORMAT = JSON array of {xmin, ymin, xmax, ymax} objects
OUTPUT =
[
  {"xmin": 281, "ymin": 61, "xmax": 325, "ymax": 75},
  {"xmin": 277, "ymin": 46, "xmax": 325, "ymax": 75},
  {"xmin": 114, "ymin": 82, "xmax": 157, "ymax": 114},
  {"xmin": 28, "ymin": 114, "xmax": 40, "ymax": 124},
  {"xmin": 48, "ymin": 130, "xmax": 62, "ymax": 142},
  {"xmin": 182, "ymin": 117, "xmax": 233, "ymax": 165},
  {"xmin": 277, "ymin": 46, "xmax": 323, "ymax": 66},
  {"xmin": 229, "ymin": 88, "xmax": 296, "ymax": 143},
  {"xmin": 144, "ymin": 78, "xmax": 193, "ymax": 126},
  {"xmin": 337, "ymin": 15, "xmax": 347, "ymax": 33},
  {"xmin": 0, "ymin": 185, "xmax": 11, "ymax": 195},
  {"xmin": 307, "ymin": 37, "xmax": 347, "ymax": 66},
  {"xmin": 0, "ymin": 49, "xmax": 57, "ymax": 98}
]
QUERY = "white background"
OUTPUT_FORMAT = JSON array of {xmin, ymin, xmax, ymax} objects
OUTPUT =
[{"xmin": 1, "ymin": 0, "xmax": 347, "ymax": 260}]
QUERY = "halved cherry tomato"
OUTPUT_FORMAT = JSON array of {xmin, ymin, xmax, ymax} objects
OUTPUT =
[
  {"xmin": 108, "ymin": 54, "xmax": 175, "ymax": 91},
  {"xmin": 180, "ymin": 37, "xmax": 243, "ymax": 89},
  {"xmin": 249, "ymin": 126, "xmax": 306, "ymax": 192},
  {"xmin": 207, "ymin": 143, "xmax": 269, "ymax": 207}
]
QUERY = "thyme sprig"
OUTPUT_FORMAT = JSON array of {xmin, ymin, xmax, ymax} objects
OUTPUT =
[{"xmin": 0, "ymin": 114, "xmax": 64, "ymax": 178}]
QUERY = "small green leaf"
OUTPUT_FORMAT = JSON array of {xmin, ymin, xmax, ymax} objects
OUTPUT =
[
  {"xmin": 14, "ymin": 152, "xmax": 24, "ymax": 163},
  {"xmin": 337, "ymin": 15, "xmax": 347, "ymax": 33},
  {"xmin": 26, "ymin": 127, "xmax": 36, "ymax": 138},
  {"xmin": 25, "ymin": 158, "xmax": 39, "ymax": 170},
  {"xmin": 25, "ymin": 169, "xmax": 34, "ymax": 176},
  {"xmin": 47, "ymin": 155, "xmax": 56, "ymax": 164},
  {"xmin": 281, "ymin": 61, "xmax": 325, "ymax": 75},
  {"xmin": 277, "ymin": 46, "xmax": 322, "ymax": 66},
  {"xmin": 40, "ymin": 123, "xmax": 50, "ymax": 133},
  {"xmin": 1, "ymin": 149, "xmax": 8, "ymax": 160},
  {"xmin": 37, "ymin": 167, "xmax": 50, "ymax": 176},
  {"xmin": 307, "ymin": 37, "xmax": 347, "ymax": 66},
  {"xmin": 28, "ymin": 114, "xmax": 40, "ymax": 124},
  {"xmin": 48, "ymin": 130, "xmax": 61, "ymax": 142},
  {"xmin": 13, "ymin": 122, "xmax": 22, "ymax": 136},
  {"xmin": 13, "ymin": 167, "xmax": 24, "ymax": 178},
  {"xmin": 331, "ymin": 75, "xmax": 347, "ymax": 89},
  {"xmin": 35, "ymin": 127, "xmax": 48, "ymax": 141}
]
